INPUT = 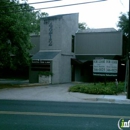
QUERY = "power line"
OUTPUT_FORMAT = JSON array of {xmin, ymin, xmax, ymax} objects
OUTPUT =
[
  {"xmin": 0, "ymin": 0, "xmax": 62, "ymax": 8},
  {"xmin": 28, "ymin": 0, "xmax": 62, "ymax": 5},
  {"xmin": 34, "ymin": 0, "xmax": 107, "ymax": 10},
  {"xmin": 0, "ymin": 0, "xmax": 107, "ymax": 14},
  {"xmin": 119, "ymin": 0, "xmax": 128, "ymax": 12},
  {"xmin": 119, "ymin": 0, "xmax": 123, "ymax": 6}
]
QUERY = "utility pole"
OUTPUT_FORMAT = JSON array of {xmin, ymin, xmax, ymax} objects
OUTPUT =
[{"xmin": 127, "ymin": 0, "xmax": 130, "ymax": 99}]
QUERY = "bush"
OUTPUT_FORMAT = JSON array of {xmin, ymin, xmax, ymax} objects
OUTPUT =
[{"xmin": 68, "ymin": 82, "xmax": 124, "ymax": 95}]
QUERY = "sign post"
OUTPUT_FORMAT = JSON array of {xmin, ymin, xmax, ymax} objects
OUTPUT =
[{"xmin": 127, "ymin": 0, "xmax": 130, "ymax": 99}]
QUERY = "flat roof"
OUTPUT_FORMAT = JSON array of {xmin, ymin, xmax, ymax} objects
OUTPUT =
[
  {"xmin": 77, "ymin": 28, "xmax": 118, "ymax": 33},
  {"xmin": 42, "ymin": 13, "xmax": 79, "ymax": 20},
  {"xmin": 32, "ymin": 52, "xmax": 59, "ymax": 60}
]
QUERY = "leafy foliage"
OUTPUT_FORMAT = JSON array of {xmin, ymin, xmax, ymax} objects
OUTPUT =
[
  {"xmin": 0, "ymin": 0, "xmax": 48, "ymax": 69},
  {"xmin": 69, "ymin": 82, "xmax": 124, "ymax": 95},
  {"xmin": 117, "ymin": 12, "xmax": 129, "ymax": 57},
  {"xmin": 78, "ymin": 22, "xmax": 88, "ymax": 30},
  {"xmin": 117, "ymin": 12, "xmax": 129, "ymax": 37},
  {"xmin": 39, "ymin": 71, "xmax": 53, "ymax": 76}
]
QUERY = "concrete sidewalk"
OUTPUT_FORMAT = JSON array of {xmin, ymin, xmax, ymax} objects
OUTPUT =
[
  {"xmin": 0, "ymin": 82, "xmax": 129, "ymax": 104},
  {"xmin": 0, "ymin": 79, "xmax": 29, "ymax": 84}
]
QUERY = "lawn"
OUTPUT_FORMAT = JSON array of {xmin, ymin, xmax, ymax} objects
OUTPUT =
[{"xmin": 69, "ymin": 82, "xmax": 125, "ymax": 95}]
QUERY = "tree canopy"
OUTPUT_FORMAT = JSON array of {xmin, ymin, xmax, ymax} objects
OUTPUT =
[
  {"xmin": 117, "ymin": 12, "xmax": 129, "ymax": 37},
  {"xmin": 117, "ymin": 12, "xmax": 129, "ymax": 57},
  {"xmin": 0, "ymin": 0, "xmax": 48, "ymax": 69},
  {"xmin": 78, "ymin": 22, "xmax": 88, "ymax": 30}
]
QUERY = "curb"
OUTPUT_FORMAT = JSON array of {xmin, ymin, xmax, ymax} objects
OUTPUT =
[
  {"xmin": 19, "ymin": 83, "xmax": 49, "ymax": 87},
  {"xmin": 83, "ymin": 97, "xmax": 130, "ymax": 104},
  {"xmin": 84, "ymin": 98, "xmax": 115, "ymax": 102},
  {"xmin": 97, "ymin": 98, "xmax": 115, "ymax": 102},
  {"xmin": 69, "ymin": 92, "xmax": 130, "ymax": 104},
  {"xmin": 114, "ymin": 99, "xmax": 130, "ymax": 104}
]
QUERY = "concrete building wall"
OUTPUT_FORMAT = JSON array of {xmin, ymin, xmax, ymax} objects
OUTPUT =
[
  {"xmin": 39, "ymin": 13, "xmax": 79, "ymax": 84},
  {"xmin": 40, "ymin": 15, "xmax": 63, "ymax": 51},
  {"xmin": 59, "ymin": 13, "xmax": 78, "ymax": 83},
  {"xmin": 30, "ymin": 35, "xmax": 40, "ymax": 55},
  {"xmin": 59, "ymin": 55, "xmax": 72, "ymax": 83},
  {"xmin": 61, "ymin": 13, "xmax": 79, "ymax": 54},
  {"xmin": 75, "ymin": 31, "xmax": 122, "ymax": 55},
  {"xmin": 51, "ymin": 53, "xmax": 60, "ymax": 84},
  {"xmin": 40, "ymin": 13, "xmax": 78, "ymax": 52}
]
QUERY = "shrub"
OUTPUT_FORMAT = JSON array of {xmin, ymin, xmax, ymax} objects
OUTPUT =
[{"xmin": 68, "ymin": 82, "xmax": 124, "ymax": 95}]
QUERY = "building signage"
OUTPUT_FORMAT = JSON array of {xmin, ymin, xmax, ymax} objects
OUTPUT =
[
  {"xmin": 32, "ymin": 60, "xmax": 51, "ymax": 64},
  {"xmin": 105, "ymin": 60, "xmax": 118, "ymax": 73},
  {"xmin": 93, "ymin": 59, "xmax": 118, "ymax": 76},
  {"xmin": 93, "ymin": 59, "xmax": 105, "ymax": 73},
  {"xmin": 39, "ymin": 60, "xmax": 51, "ymax": 64},
  {"xmin": 31, "ymin": 60, "xmax": 51, "ymax": 71},
  {"xmin": 32, "ymin": 59, "xmax": 39, "ymax": 63},
  {"xmin": 48, "ymin": 22, "xmax": 53, "ymax": 46}
]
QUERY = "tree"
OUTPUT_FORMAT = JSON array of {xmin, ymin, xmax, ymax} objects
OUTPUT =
[
  {"xmin": 78, "ymin": 22, "xmax": 88, "ymax": 30},
  {"xmin": 117, "ymin": 12, "xmax": 129, "ymax": 37},
  {"xmin": 117, "ymin": 12, "xmax": 129, "ymax": 56},
  {"xmin": 35, "ymin": 12, "xmax": 49, "ymax": 33},
  {"xmin": 0, "ymin": 0, "xmax": 47, "ymax": 69}
]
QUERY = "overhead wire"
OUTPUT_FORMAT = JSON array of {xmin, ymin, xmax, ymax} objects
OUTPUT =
[
  {"xmin": 119, "ymin": 0, "xmax": 128, "ymax": 13},
  {"xmin": 0, "ymin": 0, "xmax": 107, "ymax": 14},
  {"xmin": 28, "ymin": 0, "xmax": 62, "ymax": 5},
  {"xmin": 0, "ymin": 0, "xmax": 62, "ymax": 8},
  {"xmin": 33, "ymin": 0, "xmax": 107, "ymax": 10},
  {"xmin": 119, "ymin": 0, "xmax": 123, "ymax": 6}
]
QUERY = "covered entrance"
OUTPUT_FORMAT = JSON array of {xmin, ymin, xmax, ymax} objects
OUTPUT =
[{"xmin": 29, "ymin": 51, "xmax": 59, "ymax": 84}]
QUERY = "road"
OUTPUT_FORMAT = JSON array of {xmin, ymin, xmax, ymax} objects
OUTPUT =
[{"xmin": 0, "ymin": 100, "xmax": 130, "ymax": 130}]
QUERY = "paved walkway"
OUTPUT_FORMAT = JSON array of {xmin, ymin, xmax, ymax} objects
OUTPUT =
[{"xmin": 0, "ymin": 80, "xmax": 129, "ymax": 104}]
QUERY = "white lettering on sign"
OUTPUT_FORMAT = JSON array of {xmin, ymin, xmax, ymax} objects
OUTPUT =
[
  {"xmin": 32, "ymin": 59, "xmax": 39, "ymax": 63},
  {"xmin": 93, "ymin": 59, "xmax": 118, "ymax": 74},
  {"xmin": 40, "ymin": 60, "xmax": 51, "ymax": 64},
  {"xmin": 105, "ymin": 59, "xmax": 118, "ymax": 73},
  {"xmin": 93, "ymin": 59, "xmax": 105, "ymax": 73}
]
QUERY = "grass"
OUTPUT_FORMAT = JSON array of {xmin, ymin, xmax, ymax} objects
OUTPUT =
[
  {"xmin": 0, "ymin": 84, "xmax": 21, "ymax": 89},
  {"xmin": 69, "ymin": 82, "xmax": 125, "ymax": 95},
  {"xmin": 0, "ymin": 82, "xmax": 46, "ymax": 89}
]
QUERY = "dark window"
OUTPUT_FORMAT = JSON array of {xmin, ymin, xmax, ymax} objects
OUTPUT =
[
  {"xmin": 71, "ymin": 35, "xmax": 75, "ymax": 52},
  {"xmin": 31, "ymin": 62, "xmax": 51, "ymax": 71}
]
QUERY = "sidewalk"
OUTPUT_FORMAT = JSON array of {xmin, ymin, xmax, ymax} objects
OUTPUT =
[
  {"xmin": 0, "ymin": 79, "xmax": 29, "ymax": 84},
  {"xmin": 0, "ymin": 81, "xmax": 129, "ymax": 104}
]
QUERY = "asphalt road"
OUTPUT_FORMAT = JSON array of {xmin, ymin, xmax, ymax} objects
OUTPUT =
[{"xmin": 0, "ymin": 100, "xmax": 130, "ymax": 130}]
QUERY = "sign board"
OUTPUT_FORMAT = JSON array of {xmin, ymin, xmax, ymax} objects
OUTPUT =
[
  {"xmin": 93, "ymin": 73, "xmax": 117, "ymax": 77},
  {"xmin": 32, "ymin": 60, "xmax": 51, "ymax": 64},
  {"xmin": 93, "ymin": 59, "xmax": 118, "ymax": 76},
  {"xmin": 31, "ymin": 60, "xmax": 51, "ymax": 71},
  {"xmin": 93, "ymin": 59, "xmax": 105, "ymax": 73},
  {"xmin": 105, "ymin": 60, "xmax": 118, "ymax": 73},
  {"xmin": 32, "ymin": 59, "xmax": 39, "ymax": 63}
]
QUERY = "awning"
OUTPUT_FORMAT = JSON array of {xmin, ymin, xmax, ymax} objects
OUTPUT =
[
  {"xmin": 32, "ymin": 52, "xmax": 59, "ymax": 60},
  {"xmin": 75, "ymin": 55, "xmax": 121, "ymax": 61},
  {"xmin": 71, "ymin": 58, "xmax": 87, "ymax": 65}
]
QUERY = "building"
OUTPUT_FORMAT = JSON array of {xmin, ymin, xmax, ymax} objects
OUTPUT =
[
  {"xmin": 29, "ymin": 13, "xmax": 124, "ymax": 84},
  {"xmin": 29, "ymin": 13, "xmax": 78, "ymax": 83},
  {"xmin": 73, "ymin": 28, "xmax": 123, "ymax": 82}
]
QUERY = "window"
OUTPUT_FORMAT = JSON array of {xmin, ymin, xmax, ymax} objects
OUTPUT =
[{"xmin": 71, "ymin": 35, "xmax": 75, "ymax": 52}]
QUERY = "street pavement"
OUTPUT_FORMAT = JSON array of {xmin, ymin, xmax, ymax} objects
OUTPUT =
[
  {"xmin": 1, "ymin": 100, "xmax": 130, "ymax": 130},
  {"xmin": 0, "ymin": 79, "xmax": 129, "ymax": 104}
]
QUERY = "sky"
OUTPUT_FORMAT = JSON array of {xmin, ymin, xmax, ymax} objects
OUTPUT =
[{"xmin": 25, "ymin": 0, "xmax": 128, "ymax": 29}]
